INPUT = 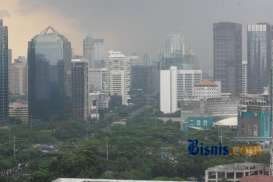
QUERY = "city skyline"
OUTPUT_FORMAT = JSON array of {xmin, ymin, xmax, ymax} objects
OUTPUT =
[{"xmin": 3, "ymin": 0, "xmax": 273, "ymax": 74}]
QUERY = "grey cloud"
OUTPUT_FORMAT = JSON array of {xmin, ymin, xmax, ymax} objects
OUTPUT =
[{"xmin": 16, "ymin": 0, "xmax": 273, "ymax": 74}]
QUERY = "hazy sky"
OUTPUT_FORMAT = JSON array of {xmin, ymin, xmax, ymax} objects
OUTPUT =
[{"xmin": 2, "ymin": 0, "xmax": 273, "ymax": 73}]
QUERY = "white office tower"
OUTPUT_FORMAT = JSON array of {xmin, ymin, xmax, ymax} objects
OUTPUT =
[
  {"xmin": 160, "ymin": 66, "xmax": 177, "ymax": 114},
  {"xmin": 88, "ymin": 68, "xmax": 107, "ymax": 92},
  {"xmin": 83, "ymin": 36, "xmax": 105, "ymax": 68},
  {"xmin": 242, "ymin": 60, "xmax": 247, "ymax": 95},
  {"xmin": 107, "ymin": 51, "xmax": 131, "ymax": 105},
  {"xmin": 163, "ymin": 33, "xmax": 185, "ymax": 58},
  {"xmin": 176, "ymin": 69, "xmax": 202, "ymax": 101},
  {"xmin": 9, "ymin": 56, "xmax": 27, "ymax": 95}
]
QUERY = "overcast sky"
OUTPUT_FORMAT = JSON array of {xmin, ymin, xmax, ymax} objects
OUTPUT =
[{"xmin": 2, "ymin": 0, "xmax": 273, "ymax": 73}]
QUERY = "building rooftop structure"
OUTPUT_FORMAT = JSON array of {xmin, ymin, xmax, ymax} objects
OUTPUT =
[
  {"xmin": 214, "ymin": 117, "xmax": 238, "ymax": 127},
  {"xmin": 52, "ymin": 179, "xmax": 185, "ymax": 182},
  {"xmin": 240, "ymin": 176, "xmax": 273, "ymax": 182},
  {"xmin": 205, "ymin": 162, "xmax": 268, "ymax": 182},
  {"xmin": 206, "ymin": 162, "xmax": 265, "ymax": 171},
  {"xmin": 194, "ymin": 80, "xmax": 219, "ymax": 87},
  {"xmin": 108, "ymin": 50, "xmax": 126, "ymax": 58}
]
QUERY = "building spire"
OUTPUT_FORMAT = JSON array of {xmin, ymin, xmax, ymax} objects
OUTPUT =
[{"xmin": 40, "ymin": 26, "xmax": 57, "ymax": 34}]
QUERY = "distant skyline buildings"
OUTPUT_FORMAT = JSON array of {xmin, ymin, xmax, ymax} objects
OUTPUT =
[
  {"xmin": 9, "ymin": 56, "xmax": 27, "ymax": 96},
  {"xmin": 0, "ymin": 19, "xmax": 9, "ymax": 122},
  {"xmin": 71, "ymin": 58, "xmax": 89, "ymax": 120},
  {"xmin": 247, "ymin": 23, "xmax": 272, "ymax": 94},
  {"xmin": 28, "ymin": 26, "xmax": 72, "ymax": 121},
  {"xmin": 160, "ymin": 66, "xmax": 177, "ymax": 114},
  {"xmin": 160, "ymin": 66, "xmax": 202, "ymax": 114},
  {"xmin": 83, "ymin": 36, "xmax": 105, "ymax": 68},
  {"xmin": 162, "ymin": 33, "xmax": 185, "ymax": 59},
  {"xmin": 107, "ymin": 50, "xmax": 131, "ymax": 105},
  {"xmin": 213, "ymin": 22, "xmax": 242, "ymax": 96}
]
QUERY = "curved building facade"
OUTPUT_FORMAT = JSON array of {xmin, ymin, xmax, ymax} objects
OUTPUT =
[{"xmin": 28, "ymin": 26, "xmax": 72, "ymax": 121}]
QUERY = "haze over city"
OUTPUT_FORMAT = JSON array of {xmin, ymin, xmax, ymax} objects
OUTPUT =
[
  {"xmin": 2, "ymin": 0, "xmax": 273, "ymax": 74},
  {"xmin": 3, "ymin": 0, "xmax": 273, "ymax": 182}
]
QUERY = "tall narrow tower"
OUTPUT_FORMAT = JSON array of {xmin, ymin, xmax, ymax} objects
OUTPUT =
[
  {"xmin": 213, "ymin": 22, "xmax": 242, "ymax": 96},
  {"xmin": 0, "ymin": 19, "xmax": 9, "ymax": 122}
]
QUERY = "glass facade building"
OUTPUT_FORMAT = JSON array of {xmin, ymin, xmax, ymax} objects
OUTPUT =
[
  {"xmin": 213, "ymin": 22, "xmax": 242, "ymax": 96},
  {"xmin": 247, "ymin": 23, "xmax": 272, "ymax": 94},
  {"xmin": 0, "ymin": 20, "xmax": 8, "ymax": 122},
  {"xmin": 28, "ymin": 27, "xmax": 72, "ymax": 121}
]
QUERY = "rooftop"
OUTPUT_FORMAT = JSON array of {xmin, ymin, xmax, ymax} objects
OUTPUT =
[
  {"xmin": 52, "ymin": 179, "xmax": 184, "ymax": 182},
  {"xmin": 108, "ymin": 50, "xmax": 126, "ymax": 58},
  {"xmin": 214, "ymin": 117, "xmax": 237, "ymax": 127},
  {"xmin": 240, "ymin": 176, "xmax": 273, "ymax": 182},
  {"xmin": 206, "ymin": 162, "xmax": 265, "ymax": 171},
  {"xmin": 195, "ymin": 80, "xmax": 218, "ymax": 87}
]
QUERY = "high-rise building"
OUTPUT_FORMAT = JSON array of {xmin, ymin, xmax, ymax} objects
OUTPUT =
[
  {"xmin": 9, "ymin": 56, "xmax": 27, "ymax": 95},
  {"xmin": 8, "ymin": 49, "xmax": 12, "ymax": 64},
  {"xmin": 107, "ymin": 51, "xmax": 131, "ymax": 105},
  {"xmin": 0, "ymin": 19, "xmax": 8, "ymax": 122},
  {"xmin": 28, "ymin": 26, "xmax": 72, "ymax": 121},
  {"xmin": 83, "ymin": 36, "xmax": 92, "ymax": 64},
  {"xmin": 163, "ymin": 33, "xmax": 185, "ymax": 58},
  {"xmin": 176, "ymin": 69, "xmax": 202, "ymax": 101},
  {"xmin": 71, "ymin": 59, "xmax": 89, "ymax": 120},
  {"xmin": 213, "ymin": 22, "xmax": 242, "ymax": 96},
  {"xmin": 247, "ymin": 23, "xmax": 272, "ymax": 94},
  {"xmin": 160, "ymin": 66, "xmax": 177, "ymax": 114},
  {"xmin": 88, "ymin": 68, "xmax": 107, "ymax": 93},
  {"xmin": 160, "ymin": 67, "xmax": 202, "ymax": 113},
  {"xmin": 242, "ymin": 60, "xmax": 247, "ymax": 95},
  {"xmin": 83, "ymin": 36, "xmax": 105, "ymax": 68},
  {"xmin": 131, "ymin": 64, "xmax": 159, "ymax": 96},
  {"xmin": 160, "ymin": 33, "xmax": 187, "ymax": 70}
]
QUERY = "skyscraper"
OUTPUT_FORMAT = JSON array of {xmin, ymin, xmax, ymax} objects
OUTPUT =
[
  {"xmin": 163, "ymin": 33, "xmax": 185, "ymax": 58},
  {"xmin": 0, "ymin": 19, "xmax": 8, "ymax": 121},
  {"xmin": 160, "ymin": 66, "xmax": 177, "ymax": 114},
  {"xmin": 160, "ymin": 33, "xmax": 186, "ymax": 70},
  {"xmin": 83, "ymin": 36, "xmax": 92, "ymax": 65},
  {"xmin": 213, "ymin": 22, "xmax": 242, "ymax": 96},
  {"xmin": 83, "ymin": 36, "xmax": 105, "ymax": 68},
  {"xmin": 107, "ymin": 51, "xmax": 131, "ymax": 105},
  {"xmin": 88, "ymin": 68, "xmax": 107, "ymax": 93},
  {"xmin": 160, "ymin": 66, "xmax": 202, "ymax": 114},
  {"xmin": 242, "ymin": 60, "xmax": 247, "ymax": 95},
  {"xmin": 28, "ymin": 26, "xmax": 72, "ymax": 121},
  {"xmin": 247, "ymin": 23, "xmax": 272, "ymax": 94},
  {"xmin": 9, "ymin": 56, "xmax": 27, "ymax": 96},
  {"xmin": 71, "ymin": 59, "xmax": 89, "ymax": 120}
]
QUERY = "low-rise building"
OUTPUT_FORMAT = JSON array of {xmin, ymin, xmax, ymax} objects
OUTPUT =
[
  {"xmin": 240, "ymin": 176, "xmax": 273, "ymax": 182},
  {"xmin": 192, "ymin": 80, "xmax": 221, "ymax": 100},
  {"xmin": 205, "ymin": 163, "xmax": 267, "ymax": 182},
  {"xmin": 52, "ymin": 179, "xmax": 185, "ymax": 182}
]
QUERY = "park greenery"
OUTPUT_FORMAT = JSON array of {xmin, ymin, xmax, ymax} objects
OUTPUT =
[{"xmin": 0, "ymin": 106, "xmax": 270, "ymax": 182}]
